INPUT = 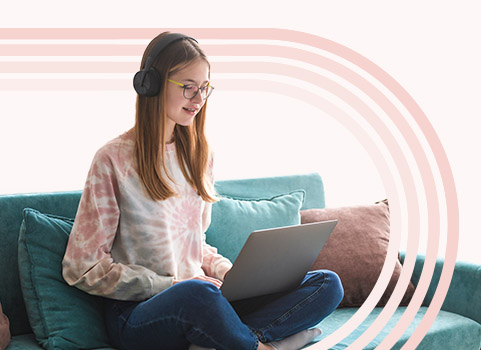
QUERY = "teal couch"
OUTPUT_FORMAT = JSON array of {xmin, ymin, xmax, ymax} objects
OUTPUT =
[{"xmin": 1, "ymin": 173, "xmax": 480, "ymax": 349}]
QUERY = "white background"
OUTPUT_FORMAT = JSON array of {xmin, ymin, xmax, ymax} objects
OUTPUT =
[{"xmin": 1, "ymin": 1, "xmax": 479, "ymax": 264}]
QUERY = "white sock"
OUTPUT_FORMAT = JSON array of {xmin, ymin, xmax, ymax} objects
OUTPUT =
[
  {"xmin": 268, "ymin": 328, "xmax": 322, "ymax": 350},
  {"xmin": 188, "ymin": 344, "xmax": 215, "ymax": 350}
]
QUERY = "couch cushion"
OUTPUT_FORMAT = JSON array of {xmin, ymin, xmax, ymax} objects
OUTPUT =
[
  {"xmin": 314, "ymin": 306, "xmax": 481, "ymax": 350},
  {"xmin": 17, "ymin": 208, "xmax": 112, "ymax": 350},
  {"xmin": 8, "ymin": 334, "xmax": 117, "ymax": 350},
  {"xmin": 301, "ymin": 200, "xmax": 415, "ymax": 307},
  {"xmin": 0, "ymin": 191, "xmax": 82, "ymax": 336},
  {"xmin": 5, "ymin": 334, "xmax": 42, "ymax": 350},
  {"xmin": 205, "ymin": 190, "xmax": 305, "ymax": 262}
]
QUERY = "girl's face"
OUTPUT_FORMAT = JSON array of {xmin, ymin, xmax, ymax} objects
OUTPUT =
[{"xmin": 164, "ymin": 58, "xmax": 210, "ymax": 142}]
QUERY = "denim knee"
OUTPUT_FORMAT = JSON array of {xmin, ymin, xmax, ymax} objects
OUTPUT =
[
  {"xmin": 320, "ymin": 270, "xmax": 344, "ymax": 308},
  {"xmin": 170, "ymin": 279, "xmax": 223, "ymax": 308},
  {"xmin": 306, "ymin": 270, "xmax": 344, "ymax": 308}
]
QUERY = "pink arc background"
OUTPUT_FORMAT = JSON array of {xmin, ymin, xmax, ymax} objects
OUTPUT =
[{"xmin": 0, "ymin": 28, "xmax": 458, "ymax": 349}]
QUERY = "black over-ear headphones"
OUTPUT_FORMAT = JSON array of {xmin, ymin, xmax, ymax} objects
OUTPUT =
[{"xmin": 133, "ymin": 33, "xmax": 198, "ymax": 97}]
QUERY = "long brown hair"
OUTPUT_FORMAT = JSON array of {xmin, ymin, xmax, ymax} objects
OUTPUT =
[{"xmin": 134, "ymin": 32, "xmax": 216, "ymax": 202}]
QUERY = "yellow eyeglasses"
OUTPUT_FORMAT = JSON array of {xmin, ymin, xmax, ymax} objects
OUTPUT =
[{"xmin": 167, "ymin": 79, "xmax": 214, "ymax": 100}]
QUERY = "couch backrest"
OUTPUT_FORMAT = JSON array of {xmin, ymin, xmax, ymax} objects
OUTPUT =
[
  {"xmin": 215, "ymin": 173, "xmax": 325, "ymax": 209},
  {"xmin": 0, "ymin": 173, "xmax": 325, "ymax": 336}
]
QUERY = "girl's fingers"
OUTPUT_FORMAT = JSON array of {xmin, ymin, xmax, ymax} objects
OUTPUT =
[{"xmin": 173, "ymin": 275, "xmax": 223, "ymax": 289}]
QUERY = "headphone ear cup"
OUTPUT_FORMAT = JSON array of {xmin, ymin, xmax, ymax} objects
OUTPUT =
[{"xmin": 133, "ymin": 67, "xmax": 161, "ymax": 97}]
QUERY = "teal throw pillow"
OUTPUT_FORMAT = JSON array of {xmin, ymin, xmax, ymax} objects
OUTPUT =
[
  {"xmin": 206, "ymin": 190, "xmax": 305, "ymax": 262},
  {"xmin": 18, "ymin": 208, "xmax": 112, "ymax": 350}
]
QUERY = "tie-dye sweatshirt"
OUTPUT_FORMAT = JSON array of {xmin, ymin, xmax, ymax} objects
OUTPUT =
[{"xmin": 62, "ymin": 130, "xmax": 232, "ymax": 301}]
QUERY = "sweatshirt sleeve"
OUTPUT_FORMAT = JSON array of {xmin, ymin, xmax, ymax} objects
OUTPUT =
[
  {"xmin": 62, "ymin": 146, "xmax": 173, "ymax": 301},
  {"xmin": 199, "ymin": 153, "xmax": 232, "ymax": 280},
  {"xmin": 201, "ymin": 201, "xmax": 233, "ymax": 281}
]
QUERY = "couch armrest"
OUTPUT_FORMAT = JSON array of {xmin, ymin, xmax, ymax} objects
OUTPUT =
[{"xmin": 402, "ymin": 252, "xmax": 481, "ymax": 324}]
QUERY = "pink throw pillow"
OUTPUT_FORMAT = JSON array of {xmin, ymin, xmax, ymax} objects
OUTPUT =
[{"xmin": 301, "ymin": 200, "xmax": 415, "ymax": 307}]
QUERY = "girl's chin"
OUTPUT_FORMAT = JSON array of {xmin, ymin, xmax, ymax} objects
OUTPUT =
[
  {"xmin": 167, "ymin": 111, "xmax": 198, "ymax": 127},
  {"xmin": 177, "ymin": 117, "xmax": 196, "ymax": 127}
]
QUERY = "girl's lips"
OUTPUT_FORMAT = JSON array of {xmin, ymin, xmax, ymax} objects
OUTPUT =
[
  {"xmin": 183, "ymin": 107, "xmax": 199, "ymax": 116},
  {"xmin": 183, "ymin": 106, "xmax": 200, "ymax": 113}
]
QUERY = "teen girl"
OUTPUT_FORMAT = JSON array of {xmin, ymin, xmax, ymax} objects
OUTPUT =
[{"xmin": 62, "ymin": 32, "xmax": 344, "ymax": 350}]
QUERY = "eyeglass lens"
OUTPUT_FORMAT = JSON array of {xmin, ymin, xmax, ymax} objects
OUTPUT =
[{"xmin": 183, "ymin": 85, "xmax": 213, "ymax": 99}]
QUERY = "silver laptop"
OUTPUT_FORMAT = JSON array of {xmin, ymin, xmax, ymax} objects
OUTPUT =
[{"xmin": 220, "ymin": 220, "xmax": 337, "ymax": 301}]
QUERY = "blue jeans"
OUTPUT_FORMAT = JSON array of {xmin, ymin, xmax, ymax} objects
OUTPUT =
[{"xmin": 104, "ymin": 270, "xmax": 343, "ymax": 350}]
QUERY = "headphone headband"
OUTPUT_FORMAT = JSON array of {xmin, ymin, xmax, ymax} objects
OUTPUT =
[{"xmin": 133, "ymin": 33, "xmax": 198, "ymax": 97}]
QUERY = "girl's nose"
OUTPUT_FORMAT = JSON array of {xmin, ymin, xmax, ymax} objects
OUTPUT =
[{"xmin": 191, "ymin": 89, "xmax": 204, "ymax": 104}]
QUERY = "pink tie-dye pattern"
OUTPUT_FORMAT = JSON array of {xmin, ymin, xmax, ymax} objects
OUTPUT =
[{"xmin": 62, "ymin": 130, "xmax": 232, "ymax": 301}]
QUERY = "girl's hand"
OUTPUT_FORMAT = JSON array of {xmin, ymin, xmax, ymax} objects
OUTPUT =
[{"xmin": 173, "ymin": 275, "xmax": 223, "ymax": 289}]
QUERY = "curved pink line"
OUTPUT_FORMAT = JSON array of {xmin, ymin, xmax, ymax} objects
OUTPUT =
[
  {"xmin": 211, "ymin": 60, "xmax": 428, "ymax": 349},
  {"xmin": 0, "ymin": 28, "xmax": 458, "ymax": 348},
  {"xmin": 0, "ymin": 58, "xmax": 418, "ymax": 347},
  {"xmin": 0, "ymin": 28, "xmax": 187, "ymax": 39},
  {"xmin": 214, "ymin": 78, "xmax": 403, "ymax": 349},
  {"xmin": 0, "ymin": 44, "xmax": 144, "ymax": 56},
  {"xmin": 0, "ymin": 79, "xmax": 130, "ymax": 90},
  {"xmin": 201, "ymin": 29, "xmax": 455, "ymax": 349},
  {"xmin": 0, "ymin": 62, "xmax": 137, "ymax": 73},
  {"xmin": 207, "ymin": 43, "xmax": 439, "ymax": 348}
]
